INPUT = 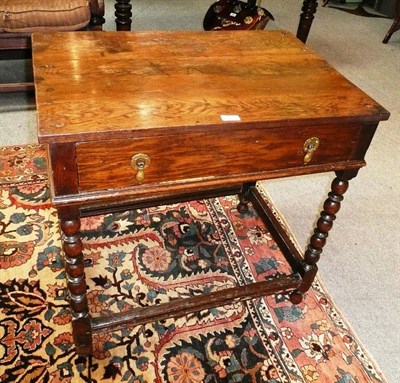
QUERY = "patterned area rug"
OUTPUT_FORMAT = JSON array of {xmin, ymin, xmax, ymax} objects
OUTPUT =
[{"xmin": 0, "ymin": 145, "xmax": 386, "ymax": 383}]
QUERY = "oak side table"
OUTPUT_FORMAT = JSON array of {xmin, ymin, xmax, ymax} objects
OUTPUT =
[{"xmin": 32, "ymin": 30, "xmax": 389, "ymax": 356}]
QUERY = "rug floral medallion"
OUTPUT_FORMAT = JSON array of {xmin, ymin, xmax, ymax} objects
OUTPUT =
[{"xmin": 0, "ymin": 145, "xmax": 386, "ymax": 383}]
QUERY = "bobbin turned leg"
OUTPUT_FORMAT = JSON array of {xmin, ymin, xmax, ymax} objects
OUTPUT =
[
  {"xmin": 297, "ymin": 0, "xmax": 318, "ymax": 43},
  {"xmin": 237, "ymin": 182, "xmax": 257, "ymax": 213},
  {"xmin": 290, "ymin": 170, "xmax": 358, "ymax": 304},
  {"xmin": 115, "ymin": 0, "xmax": 132, "ymax": 31},
  {"xmin": 59, "ymin": 207, "xmax": 92, "ymax": 356}
]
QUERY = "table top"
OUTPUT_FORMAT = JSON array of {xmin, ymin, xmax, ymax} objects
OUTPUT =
[{"xmin": 32, "ymin": 30, "xmax": 389, "ymax": 144}]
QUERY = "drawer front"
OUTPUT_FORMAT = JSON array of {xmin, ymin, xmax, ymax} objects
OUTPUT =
[{"xmin": 76, "ymin": 124, "xmax": 361, "ymax": 192}]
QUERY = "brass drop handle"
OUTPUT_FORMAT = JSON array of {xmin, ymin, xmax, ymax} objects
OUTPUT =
[
  {"xmin": 303, "ymin": 137, "xmax": 320, "ymax": 164},
  {"xmin": 131, "ymin": 153, "xmax": 151, "ymax": 183}
]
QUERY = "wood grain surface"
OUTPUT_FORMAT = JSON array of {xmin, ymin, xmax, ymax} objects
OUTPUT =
[
  {"xmin": 76, "ymin": 124, "xmax": 361, "ymax": 192},
  {"xmin": 32, "ymin": 30, "xmax": 391, "ymax": 355},
  {"xmin": 32, "ymin": 30, "xmax": 389, "ymax": 144}
]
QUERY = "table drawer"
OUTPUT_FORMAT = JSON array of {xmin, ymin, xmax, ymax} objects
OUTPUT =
[{"xmin": 76, "ymin": 124, "xmax": 361, "ymax": 192}]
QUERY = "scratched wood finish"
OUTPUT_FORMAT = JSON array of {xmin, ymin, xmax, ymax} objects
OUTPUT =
[
  {"xmin": 76, "ymin": 123, "xmax": 361, "ymax": 192},
  {"xmin": 32, "ymin": 31, "xmax": 389, "ymax": 144}
]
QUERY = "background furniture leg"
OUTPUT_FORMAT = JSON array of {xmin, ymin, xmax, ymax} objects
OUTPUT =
[
  {"xmin": 59, "ymin": 207, "xmax": 92, "ymax": 356},
  {"xmin": 115, "ymin": 0, "xmax": 132, "ymax": 31},
  {"xmin": 382, "ymin": 0, "xmax": 400, "ymax": 43},
  {"xmin": 383, "ymin": 16, "xmax": 400, "ymax": 42},
  {"xmin": 237, "ymin": 182, "xmax": 257, "ymax": 213},
  {"xmin": 297, "ymin": 0, "xmax": 318, "ymax": 43}
]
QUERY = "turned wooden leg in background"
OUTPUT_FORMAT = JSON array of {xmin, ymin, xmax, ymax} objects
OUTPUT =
[
  {"xmin": 59, "ymin": 207, "xmax": 92, "ymax": 356},
  {"xmin": 297, "ymin": 0, "xmax": 318, "ymax": 43},
  {"xmin": 237, "ymin": 182, "xmax": 257, "ymax": 213},
  {"xmin": 383, "ymin": 16, "xmax": 400, "ymax": 43},
  {"xmin": 115, "ymin": 0, "xmax": 132, "ymax": 31},
  {"xmin": 290, "ymin": 170, "xmax": 358, "ymax": 304}
]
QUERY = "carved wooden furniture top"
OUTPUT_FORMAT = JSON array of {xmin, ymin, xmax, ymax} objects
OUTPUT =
[{"xmin": 33, "ymin": 30, "xmax": 389, "ymax": 145}]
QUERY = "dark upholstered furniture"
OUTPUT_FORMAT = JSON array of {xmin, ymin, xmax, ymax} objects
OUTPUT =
[{"xmin": 0, "ymin": 0, "xmax": 105, "ymax": 92}]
